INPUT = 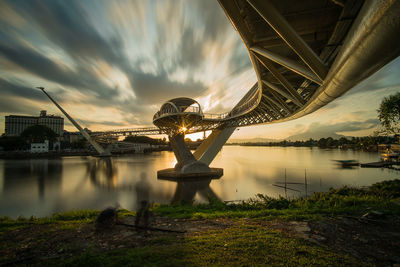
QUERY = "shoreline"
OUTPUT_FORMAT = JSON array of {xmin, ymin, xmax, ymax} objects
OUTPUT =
[
  {"xmin": 0, "ymin": 147, "xmax": 171, "ymax": 160},
  {"xmin": 1, "ymin": 180, "xmax": 399, "ymax": 265}
]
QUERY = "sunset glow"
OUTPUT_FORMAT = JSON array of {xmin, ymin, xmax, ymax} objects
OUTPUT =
[{"xmin": 0, "ymin": 0, "xmax": 399, "ymax": 140}]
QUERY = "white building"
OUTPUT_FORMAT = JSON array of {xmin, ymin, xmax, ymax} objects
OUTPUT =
[{"xmin": 30, "ymin": 140, "xmax": 49, "ymax": 153}]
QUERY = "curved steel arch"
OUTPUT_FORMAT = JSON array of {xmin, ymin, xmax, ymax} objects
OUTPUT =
[{"xmin": 170, "ymin": 0, "xmax": 400, "ymax": 135}]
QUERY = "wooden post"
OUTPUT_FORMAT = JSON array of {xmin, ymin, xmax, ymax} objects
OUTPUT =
[
  {"xmin": 304, "ymin": 169, "xmax": 308, "ymax": 197},
  {"xmin": 284, "ymin": 168, "xmax": 287, "ymax": 198}
]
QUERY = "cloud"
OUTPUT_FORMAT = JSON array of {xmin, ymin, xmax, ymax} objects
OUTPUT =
[
  {"xmin": 346, "ymin": 57, "xmax": 400, "ymax": 95},
  {"xmin": 0, "ymin": 0, "xmax": 278, "ymax": 133},
  {"xmin": 191, "ymin": 0, "xmax": 232, "ymax": 42},
  {"xmin": 130, "ymin": 70, "xmax": 207, "ymax": 104},
  {"xmin": 0, "ymin": 40, "xmax": 123, "ymax": 100},
  {"xmin": 12, "ymin": 0, "xmax": 124, "ymax": 65},
  {"xmin": 0, "ymin": 77, "xmax": 46, "ymax": 101},
  {"xmin": 0, "ymin": 96, "xmax": 38, "ymax": 114}
]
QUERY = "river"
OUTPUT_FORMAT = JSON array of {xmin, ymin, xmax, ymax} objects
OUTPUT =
[{"xmin": 0, "ymin": 146, "xmax": 398, "ymax": 218}]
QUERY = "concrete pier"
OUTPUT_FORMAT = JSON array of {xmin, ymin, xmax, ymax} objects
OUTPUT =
[{"xmin": 157, "ymin": 167, "xmax": 223, "ymax": 181}]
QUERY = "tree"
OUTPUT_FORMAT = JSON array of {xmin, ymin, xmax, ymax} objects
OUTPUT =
[
  {"xmin": 377, "ymin": 92, "xmax": 400, "ymax": 135},
  {"xmin": 123, "ymin": 135, "xmax": 167, "ymax": 145},
  {"xmin": 0, "ymin": 136, "xmax": 28, "ymax": 151},
  {"xmin": 21, "ymin": 125, "xmax": 57, "ymax": 143}
]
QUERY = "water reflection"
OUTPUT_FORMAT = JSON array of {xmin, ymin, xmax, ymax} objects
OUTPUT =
[
  {"xmin": 135, "ymin": 172, "xmax": 152, "ymax": 226},
  {"xmin": 1, "ymin": 147, "xmax": 398, "ymax": 218},
  {"xmin": 86, "ymin": 158, "xmax": 117, "ymax": 190},
  {"xmin": 135, "ymin": 172, "xmax": 151, "ymax": 208},
  {"xmin": 3, "ymin": 159, "xmax": 62, "ymax": 199},
  {"xmin": 169, "ymin": 179, "xmax": 219, "ymax": 204}
]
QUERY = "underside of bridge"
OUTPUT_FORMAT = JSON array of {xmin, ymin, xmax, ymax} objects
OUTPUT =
[{"xmin": 155, "ymin": 0, "xmax": 400, "ymax": 176}]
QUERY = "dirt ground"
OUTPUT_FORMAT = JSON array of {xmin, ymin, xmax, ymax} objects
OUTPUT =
[{"xmin": 1, "ymin": 215, "xmax": 399, "ymax": 266}]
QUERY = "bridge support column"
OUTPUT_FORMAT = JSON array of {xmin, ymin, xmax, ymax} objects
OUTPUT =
[
  {"xmin": 169, "ymin": 133, "xmax": 210, "ymax": 174},
  {"xmin": 194, "ymin": 127, "xmax": 236, "ymax": 166}
]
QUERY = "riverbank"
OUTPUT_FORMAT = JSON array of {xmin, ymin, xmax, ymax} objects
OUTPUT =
[
  {"xmin": 1, "ymin": 179, "xmax": 399, "ymax": 265},
  {"xmin": 0, "ymin": 147, "xmax": 171, "ymax": 159}
]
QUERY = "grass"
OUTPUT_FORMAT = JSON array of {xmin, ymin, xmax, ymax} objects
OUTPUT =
[
  {"xmin": 1, "ymin": 180, "xmax": 398, "ymax": 228},
  {"xmin": 2, "ymin": 180, "xmax": 398, "ymax": 266},
  {"xmin": 43, "ymin": 224, "xmax": 362, "ymax": 266},
  {"xmin": 0, "ymin": 209, "xmax": 136, "ymax": 232},
  {"xmin": 154, "ymin": 179, "xmax": 400, "ymax": 219}
]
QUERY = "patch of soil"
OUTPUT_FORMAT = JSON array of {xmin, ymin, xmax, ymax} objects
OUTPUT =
[
  {"xmin": 251, "ymin": 214, "xmax": 400, "ymax": 266},
  {"xmin": 308, "ymin": 215, "xmax": 400, "ymax": 266},
  {"xmin": 1, "ymin": 215, "xmax": 399, "ymax": 266},
  {"xmin": 0, "ymin": 216, "xmax": 235, "ymax": 265}
]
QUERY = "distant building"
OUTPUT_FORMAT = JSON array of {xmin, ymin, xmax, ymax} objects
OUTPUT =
[
  {"xmin": 30, "ymin": 140, "xmax": 49, "ymax": 153},
  {"xmin": 5, "ymin": 110, "xmax": 64, "ymax": 136},
  {"xmin": 62, "ymin": 131, "xmax": 84, "ymax": 143}
]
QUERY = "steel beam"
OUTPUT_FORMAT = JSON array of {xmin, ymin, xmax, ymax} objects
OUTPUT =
[
  {"xmin": 193, "ymin": 127, "xmax": 236, "ymax": 166},
  {"xmin": 259, "ymin": 101, "xmax": 278, "ymax": 120},
  {"xmin": 263, "ymin": 97, "xmax": 283, "ymax": 118},
  {"xmin": 253, "ymin": 0, "xmax": 400, "ymax": 125},
  {"xmin": 254, "ymin": 54, "xmax": 305, "ymax": 106},
  {"xmin": 270, "ymin": 90, "xmax": 293, "ymax": 114},
  {"xmin": 251, "ymin": 46, "xmax": 322, "ymax": 85},
  {"xmin": 246, "ymin": 0, "xmax": 328, "ymax": 81},
  {"xmin": 261, "ymin": 80, "xmax": 302, "ymax": 109},
  {"xmin": 262, "ymin": 94, "xmax": 288, "ymax": 114}
]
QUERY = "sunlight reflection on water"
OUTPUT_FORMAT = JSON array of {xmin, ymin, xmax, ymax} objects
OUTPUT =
[{"xmin": 0, "ymin": 146, "xmax": 398, "ymax": 218}]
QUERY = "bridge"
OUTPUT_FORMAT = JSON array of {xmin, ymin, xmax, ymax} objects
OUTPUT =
[{"xmin": 40, "ymin": 0, "xmax": 400, "ymax": 176}]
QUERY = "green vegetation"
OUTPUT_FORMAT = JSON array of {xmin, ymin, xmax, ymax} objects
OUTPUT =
[
  {"xmin": 49, "ymin": 224, "xmax": 360, "ymax": 266},
  {"xmin": 124, "ymin": 135, "xmax": 168, "ymax": 145},
  {"xmin": 0, "ymin": 209, "xmax": 135, "ymax": 232},
  {"xmin": 1, "ymin": 180, "xmax": 398, "ymax": 227},
  {"xmin": 154, "ymin": 179, "xmax": 400, "ymax": 219},
  {"xmin": 231, "ymin": 135, "xmax": 397, "ymax": 150},
  {"xmin": 1, "ymin": 180, "xmax": 398, "ymax": 266},
  {"xmin": 0, "ymin": 136, "xmax": 28, "ymax": 151},
  {"xmin": 378, "ymin": 91, "xmax": 400, "ymax": 135},
  {"xmin": 20, "ymin": 124, "xmax": 57, "ymax": 142}
]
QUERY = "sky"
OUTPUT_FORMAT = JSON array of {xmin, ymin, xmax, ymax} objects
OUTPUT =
[{"xmin": 0, "ymin": 0, "xmax": 399, "ymax": 141}]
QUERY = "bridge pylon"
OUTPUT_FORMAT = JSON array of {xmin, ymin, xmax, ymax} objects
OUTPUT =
[{"xmin": 38, "ymin": 87, "xmax": 111, "ymax": 157}]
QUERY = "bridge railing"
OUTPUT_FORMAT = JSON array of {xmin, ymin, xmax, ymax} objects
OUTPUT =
[
  {"xmin": 202, "ymin": 84, "xmax": 260, "ymax": 122},
  {"xmin": 92, "ymin": 127, "xmax": 161, "ymax": 136},
  {"xmin": 153, "ymin": 106, "xmax": 202, "ymax": 121},
  {"xmin": 203, "ymin": 112, "xmax": 229, "ymax": 120},
  {"xmin": 229, "ymin": 85, "xmax": 261, "ymax": 118}
]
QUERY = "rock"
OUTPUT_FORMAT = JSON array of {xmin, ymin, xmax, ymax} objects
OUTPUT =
[
  {"xmin": 121, "ymin": 231, "xmax": 134, "ymax": 238},
  {"xmin": 362, "ymin": 210, "xmax": 385, "ymax": 220},
  {"xmin": 358, "ymin": 237, "xmax": 368, "ymax": 244},
  {"xmin": 95, "ymin": 207, "xmax": 118, "ymax": 230},
  {"xmin": 291, "ymin": 222, "xmax": 311, "ymax": 240},
  {"xmin": 311, "ymin": 234, "xmax": 326, "ymax": 242},
  {"xmin": 341, "ymin": 218, "xmax": 355, "ymax": 226}
]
